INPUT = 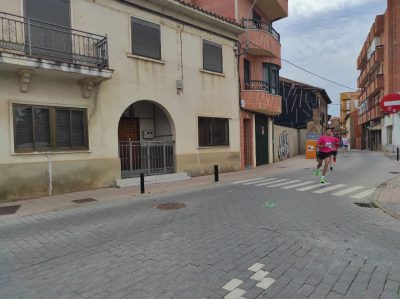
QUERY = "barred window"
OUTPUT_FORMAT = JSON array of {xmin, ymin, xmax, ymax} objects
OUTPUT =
[
  {"xmin": 13, "ymin": 104, "xmax": 88, "ymax": 152},
  {"xmin": 203, "ymin": 40, "xmax": 223, "ymax": 73},
  {"xmin": 131, "ymin": 17, "xmax": 161, "ymax": 60},
  {"xmin": 198, "ymin": 117, "xmax": 229, "ymax": 147}
]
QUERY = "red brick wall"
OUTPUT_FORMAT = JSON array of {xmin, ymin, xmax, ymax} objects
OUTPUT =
[
  {"xmin": 240, "ymin": 111, "xmax": 253, "ymax": 169},
  {"xmin": 192, "ymin": 0, "xmax": 236, "ymax": 19}
]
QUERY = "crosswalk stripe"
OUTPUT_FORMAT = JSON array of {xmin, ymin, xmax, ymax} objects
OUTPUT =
[
  {"xmin": 255, "ymin": 179, "xmax": 288, "ymax": 186},
  {"xmin": 282, "ymin": 181, "xmax": 314, "ymax": 189},
  {"xmin": 243, "ymin": 178, "xmax": 277, "ymax": 185},
  {"xmin": 313, "ymin": 184, "xmax": 346, "ymax": 194},
  {"xmin": 351, "ymin": 189, "xmax": 376, "ymax": 199},
  {"xmin": 332, "ymin": 186, "xmax": 364, "ymax": 196},
  {"xmin": 232, "ymin": 177, "xmax": 265, "ymax": 184},
  {"xmin": 266, "ymin": 180, "xmax": 301, "ymax": 188},
  {"xmin": 296, "ymin": 183, "xmax": 330, "ymax": 191}
]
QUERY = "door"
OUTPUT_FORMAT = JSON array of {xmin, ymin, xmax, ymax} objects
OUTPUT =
[
  {"xmin": 118, "ymin": 117, "xmax": 139, "ymax": 142},
  {"xmin": 118, "ymin": 117, "xmax": 140, "ymax": 175},
  {"xmin": 243, "ymin": 119, "xmax": 252, "ymax": 168},
  {"xmin": 24, "ymin": 0, "xmax": 72, "ymax": 61},
  {"xmin": 244, "ymin": 60, "xmax": 250, "ymax": 89},
  {"xmin": 255, "ymin": 114, "xmax": 268, "ymax": 166}
]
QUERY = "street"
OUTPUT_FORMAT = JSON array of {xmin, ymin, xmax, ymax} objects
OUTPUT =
[{"xmin": 1, "ymin": 151, "xmax": 400, "ymax": 299}]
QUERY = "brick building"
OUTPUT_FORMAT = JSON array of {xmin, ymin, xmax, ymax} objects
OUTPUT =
[
  {"xmin": 340, "ymin": 91, "xmax": 361, "ymax": 149},
  {"xmin": 185, "ymin": 0, "xmax": 288, "ymax": 168},
  {"xmin": 357, "ymin": 0, "xmax": 400, "ymax": 152}
]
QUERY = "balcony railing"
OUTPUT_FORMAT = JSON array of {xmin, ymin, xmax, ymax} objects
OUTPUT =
[
  {"xmin": 243, "ymin": 19, "xmax": 280, "ymax": 41},
  {"xmin": 0, "ymin": 11, "xmax": 108, "ymax": 68},
  {"xmin": 244, "ymin": 80, "xmax": 269, "ymax": 91}
]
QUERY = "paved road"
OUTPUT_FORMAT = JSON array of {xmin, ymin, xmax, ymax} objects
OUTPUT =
[{"xmin": 1, "ymin": 151, "xmax": 400, "ymax": 299}]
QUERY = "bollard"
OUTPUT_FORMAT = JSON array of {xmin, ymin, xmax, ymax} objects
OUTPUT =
[
  {"xmin": 397, "ymin": 147, "xmax": 399, "ymax": 161},
  {"xmin": 140, "ymin": 173, "xmax": 145, "ymax": 194},
  {"xmin": 214, "ymin": 165, "xmax": 219, "ymax": 182}
]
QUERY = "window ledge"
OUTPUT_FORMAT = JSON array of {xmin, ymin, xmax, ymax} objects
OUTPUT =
[
  {"xmin": 199, "ymin": 69, "xmax": 226, "ymax": 77},
  {"xmin": 11, "ymin": 150, "xmax": 91, "ymax": 156},
  {"xmin": 198, "ymin": 145, "xmax": 230, "ymax": 149},
  {"xmin": 127, "ymin": 53, "xmax": 165, "ymax": 64}
]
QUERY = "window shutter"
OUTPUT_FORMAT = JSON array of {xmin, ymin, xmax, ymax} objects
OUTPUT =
[
  {"xmin": 203, "ymin": 40, "xmax": 223, "ymax": 73},
  {"xmin": 71, "ymin": 110, "xmax": 86, "ymax": 148},
  {"xmin": 34, "ymin": 107, "xmax": 50, "ymax": 149},
  {"xmin": 131, "ymin": 17, "xmax": 161, "ymax": 60},
  {"xmin": 24, "ymin": 0, "xmax": 71, "ymax": 27},
  {"xmin": 56, "ymin": 108, "xmax": 71, "ymax": 148},
  {"xmin": 14, "ymin": 106, "xmax": 33, "ymax": 152}
]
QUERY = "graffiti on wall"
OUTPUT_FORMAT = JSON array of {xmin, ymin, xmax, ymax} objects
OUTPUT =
[{"xmin": 278, "ymin": 130, "xmax": 290, "ymax": 161}]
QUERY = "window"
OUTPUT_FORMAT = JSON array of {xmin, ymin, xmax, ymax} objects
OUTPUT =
[
  {"xmin": 131, "ymin": 17, "xmax": 161, "ymax": 60},
  {"xmin": 244, "ymin": 59, "xmax": 250, "ymax": 85},
  {"xmin": 203, "ymin": 40, "xmax": 223, "ymax": 73},
  {"xmin": 263, "ymin": 63, "xmax": 279, "ymax": 95},
  {"xmin": 13, "ymin": 104, "xmax": 88, "ymax": 152},
  {"xmin": 387, "ymin": 126, "xmax": 393, "ymax": 144},
  {"xmin": 198, "ymin": 117, "xmax": 229, "ymax": 146}
]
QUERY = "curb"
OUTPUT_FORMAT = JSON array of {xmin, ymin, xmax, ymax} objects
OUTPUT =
[{"xmin": 372, "ymin": 176, "xmax": 400, "ymax": 220}]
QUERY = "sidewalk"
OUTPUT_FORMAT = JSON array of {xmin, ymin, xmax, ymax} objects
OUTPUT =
[
  {"xmin": 373, "ymin": 154, "xmax": 400, "ymax": 219},
  {"xmin": 0, "ymin": 155, "xmax": 316, "ymax": 217}
]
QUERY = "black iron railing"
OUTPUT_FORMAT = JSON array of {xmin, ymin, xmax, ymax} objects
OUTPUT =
[
  {"xmin": 244, "ymin": 80, "xmax": 269, "ymax": 91},
  {"xmin": 0, "ymin": 11, "xmax": 108, "ymax": 68},
  {"xmin": 242, "ymin": 18, "xmax": 280, "ymax": 41}
]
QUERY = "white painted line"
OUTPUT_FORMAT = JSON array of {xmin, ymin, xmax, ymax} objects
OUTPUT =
[
  {"xmin": 223, "ymin": 279, "xmax": 243, "ymax": 291},
  {"xmin": 250, "ymin": 270, "xmax": 269, "ymax": 281},
  {"xmin": 266, "ymin": 180, "xmax": 301, "ymax": 188},
  {"xmin": 351, "ymin": 188, "xmax": 376, "ymax": 199},
  {"xmin": 282, "ymin": 181, "xmax": 314, "ymax": 189},
  {"xmin": 255, "ymin": 179, "xmax": 288, "ymax": 187},
  {"xmin": 384, "ymin": 100, "xmax": 400, "ymax": 106},
  {"xmin": 256, "ymin": 277, "xmax": 276, "ymax": 290},
  {"xmin": 232, "ymin": 178, "xmax": 265, "ymax": 184},
  {"xmin": 313, "ymin": 184, "xmax": 346, "ymax": 194},
  {"xmin": 243, "ymin": 178, "xmax": 277, "ymax": 185},
  {"xmin": 332, "ymin": 186, "xmax": 364, "ymax": 196},
  {"xmin": 248, "ymin": 263, "xmax": 265, "ymax": 272},
  {"xmin": 296, "ymin": 183, "xmax": 330, "ymax": 191},
  {"xmin": 224, "ymin": 288, "xmax": 246, "ymax": 299}
]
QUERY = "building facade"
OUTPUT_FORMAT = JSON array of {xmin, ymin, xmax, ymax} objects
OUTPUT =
[
  {"xmin": 184, "ymin": 0, "xmax": 288, "ymax": 168},
  {"xmin": 357, "ymin": 0, "xmax": 400, "ymax": 152},
  {"xmin": 340, "ymin": 91, "xmax": 361, "ymax": 149},
  {"xmin": 0, "ymin": 0, "xmax": 244, "ymax": 201}
]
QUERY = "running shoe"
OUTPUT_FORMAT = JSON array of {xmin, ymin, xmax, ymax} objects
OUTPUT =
[{"xmin": 320, "ymin": 176, "xmax": 325, "ymax": 184}]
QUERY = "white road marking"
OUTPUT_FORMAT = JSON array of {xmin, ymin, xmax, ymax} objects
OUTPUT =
[
  {"xmin": 248, "ymin": 263, "xmax": 265, "ymax": 272},
  {"xmin": 256, "ymin": 277, "xmax": 276, "ymax": 290},
  {"xmin": 281, "ymin": 181, "xmax": 314, "ymax": 189},
  {"xmin": 296, "ymin": 183, "xmax": 330, "ymax": 191},
  {"xmin": 250, "ymin": 270, "xmax": 269, "ymax": 281},
  {"xmin": 232, "ymin": 178, "xmax": 265, "ymax": 184},
  {"xmin": 331, "ymin": 186, "xmax": 364, "ymax": 196},
  {"xmin": 243, "ymin": 178, "xmax": 277, "ymax": 185},
  {"xmin": 313, "ymin": 184, "xmax": 346, "ymax": 194},
  {"xmin": 255, "ymin": 179, "xmax": 288, "ymax": 186},
  {"xmin": 351, "ymin": 188, "xmax": 376, "ymax": 199},
  {"xmin": 223, "ymin": 279, "xmax": 243, "ymax": 291},
  {"xmin": 224, "ymin": 288, "xmax": 246, "ymax": 299},
  {"xmin": 266, "ymin": 180, "xmax": 301, "ymax": 188}
]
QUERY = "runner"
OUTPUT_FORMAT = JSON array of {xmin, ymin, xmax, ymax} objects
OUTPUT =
[
  {"xmin": 342, "ymin": 134, "xmax": 349, "ymax": 157},
  {"xmin": 330, "ymin": 134, "xmax": 340, "ymax": 171},
  {"xmin": 315, "ymin": 127, "xmax": 335, "ymax": 183}
]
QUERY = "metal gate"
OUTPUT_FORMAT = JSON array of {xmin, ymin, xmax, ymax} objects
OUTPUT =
[{"xmin": 119, "ymin": 140, "xmax": 175, "ymax": 178}]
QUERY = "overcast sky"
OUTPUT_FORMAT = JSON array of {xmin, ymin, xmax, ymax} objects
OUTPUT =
[{"xmin": 274, "ymin": 0, "xmax": 387, "ymax": 116}]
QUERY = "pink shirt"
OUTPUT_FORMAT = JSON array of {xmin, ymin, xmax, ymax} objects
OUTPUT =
[
  {"xmin": 332, "ymin": 137, "xmax": 340, "ymax": 151},
  {"xmin": 317, "ymin": 136, "xmax": 336, "ymax": 153}
]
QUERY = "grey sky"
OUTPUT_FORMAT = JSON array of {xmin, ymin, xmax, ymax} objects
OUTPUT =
[{"xmin": 274, "ymin": 0, "xmax": 387, "ymax": 116}]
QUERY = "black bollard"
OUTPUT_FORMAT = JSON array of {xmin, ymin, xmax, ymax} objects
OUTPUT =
[
  {"xmin": 397, "ymin": 147, "xmax": 399, "ymax": 161},
  {"xmin": 214, "ymin": 165, "xmax": 219, "ymax": 182},
  {"xmin": 140, "ymin": 173, "xmax": 145, "ymax": 194}
]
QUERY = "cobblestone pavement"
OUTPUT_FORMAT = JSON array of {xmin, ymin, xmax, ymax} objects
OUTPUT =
[{"xmin": 1, "ymin": 151, "xmax": 400, "ymax": 299}]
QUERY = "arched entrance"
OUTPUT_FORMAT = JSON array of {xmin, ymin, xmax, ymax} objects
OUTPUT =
[{"xmin": 118, "ymin": 101, "xmax": 175, "ymax": 178}]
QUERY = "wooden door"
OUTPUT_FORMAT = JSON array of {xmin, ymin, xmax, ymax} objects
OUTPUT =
[{"xmin": 118, "ymin": 117, "xmax": 139, "ymax": 142}]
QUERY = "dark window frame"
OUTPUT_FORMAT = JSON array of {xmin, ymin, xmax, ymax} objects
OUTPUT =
[
  {"xmin": 131, "ymin": 16, "xmax": 161, "ymax": 60},
  {"xmin": 262, "ymin": 63, "xmax": 280, "ymax": 95},
  {"xmin": 198, "ymin": 117, "xmax": 229, "ymax": 147},
  {"xmin": 13, "ymin": 104, "xmax": 89, "ymax": 153},
  {"xmin": 202, "ymin": 39, "xmax": 223, "ymax": 73}
]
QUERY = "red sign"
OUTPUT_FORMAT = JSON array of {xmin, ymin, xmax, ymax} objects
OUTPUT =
[{"xmin": 381, "ymin": 93, "xmax": 400, "ymax": 114}]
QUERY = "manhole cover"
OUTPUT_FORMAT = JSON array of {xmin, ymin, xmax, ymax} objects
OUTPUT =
[
  {"xmin": 390, "ymin": 171, "xmax": 400, "ymax": 174},
  {"xmin": 72, "ymin": 198, "xmax": 97, "ymax": 204},
  {"xmin": 354, "ymin": 202, "xmax": 377, "ymax": 208},
  {"xmin": 156, "ymin": 203, "xmax": 185, "ymax": 210},
  {"xmin": 0, "ymin": 205, "xmax": 21, "ymax": 216}
]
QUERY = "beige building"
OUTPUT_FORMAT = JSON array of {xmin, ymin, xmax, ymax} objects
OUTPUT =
[{"xmin": 0, "ymin": 0, "xmax": 244, "ymax": 201}]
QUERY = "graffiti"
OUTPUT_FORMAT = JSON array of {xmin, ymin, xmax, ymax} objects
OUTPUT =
[{"xmin": 278, "ymin": 130, "xmax": 290, "ymax": 161}]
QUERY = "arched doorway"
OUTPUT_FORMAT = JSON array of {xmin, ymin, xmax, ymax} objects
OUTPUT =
[{"xmin": 118, "ymin": 101, "xmax": 175, "ymax": 178}]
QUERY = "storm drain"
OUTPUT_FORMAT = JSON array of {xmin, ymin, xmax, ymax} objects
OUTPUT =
[
  {"xmin": 156, "ymin": 203, "xmax": 185, "ymax": 210},
  {"xmin": 390, "ymin": 171, "xmax": 400, "ymax": 174},
  {"xmin": 354, "ymin": 202, "xmax": 377, "ymax": 208},
  {"xmin": 0, "ymin": 205, "xmax": 21, "ymax": 216},
  {"xmin": 72, "ymin": 198, "xmax": 97, "ymax": 204}
]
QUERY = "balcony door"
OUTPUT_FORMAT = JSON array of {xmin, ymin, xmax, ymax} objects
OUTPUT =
[
  {"xmin": 24, "ymin": 0, "xmax": 72, "ymax": 61},
  {"xmin": 244, "ymin": 59, "xmax": 250, "ymax": 89}
]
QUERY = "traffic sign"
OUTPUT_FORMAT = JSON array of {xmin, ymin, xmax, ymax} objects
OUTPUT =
[{"xmin": 381, "ymin": 93, "xmax": 400, "ymax": 114}]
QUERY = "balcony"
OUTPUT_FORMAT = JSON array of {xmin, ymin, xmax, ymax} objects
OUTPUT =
[
  {"xmin": 0, "ymin": 12, "xmax": 112, "ymax": 82},
  {"xmin": 241, "ymin": 19, "xmax": 280, "ymax": 57},
  {"xmin": 367, "ymin": 46, "xmax": 384, "ymax": 73},
  {"xmin": 241, "ymin": 80, "xmax": 281, "ymax": 116},
  {"xmin": 374, "ymin": 15, "xmax": 384, "ymax": 36},
  {"xmin": 367, "ymin": 74, "xmax": 384, "ymax": 95},
  {"xmin": 357, "ymin": 67, "xmax": 368, "ymax": 88},
  {"xmin": 255, "ymin": 0, "xmax": 288, "ymax": 21}
]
